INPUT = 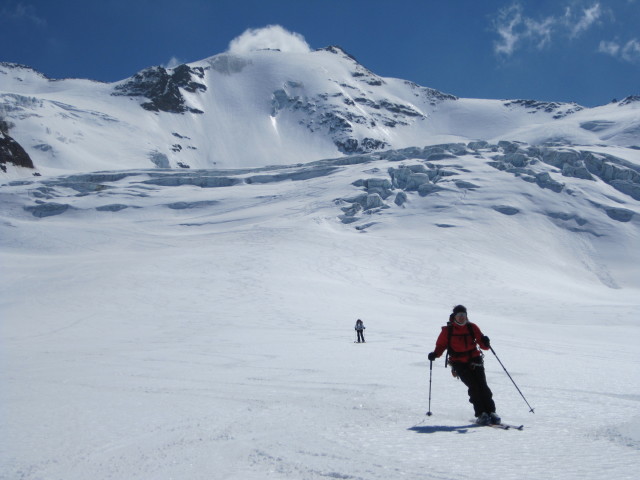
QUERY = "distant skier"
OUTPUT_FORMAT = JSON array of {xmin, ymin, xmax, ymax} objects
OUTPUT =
[
  {"xmin": 427, "ymin": 305, "xmax": 500, "ymax": 425},
  {"xmin": 355, "ymin": 319, "xmax": 366, "ymax": 343}
]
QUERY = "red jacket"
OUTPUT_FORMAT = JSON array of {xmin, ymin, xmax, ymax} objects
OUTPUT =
[{"xmin": 433, "ymin": 322, "xmax": 489, "ymax": 363}]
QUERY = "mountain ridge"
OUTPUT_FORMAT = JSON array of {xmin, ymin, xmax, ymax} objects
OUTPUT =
[{"xmin": 1, "ymin": 46, "xmax": 639, "ymax": 177}]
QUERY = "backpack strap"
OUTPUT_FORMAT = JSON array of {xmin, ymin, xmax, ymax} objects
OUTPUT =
[
  {"xmin": 467, "ymin": 322, "xmax": 476, "ymax": 342},
  {"xmin": 445, "ymin": 323, "xmax": 453, "ymax": 367}
]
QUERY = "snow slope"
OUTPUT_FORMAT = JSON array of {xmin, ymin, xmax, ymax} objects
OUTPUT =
[
  {"xmin": 1, "ymin": 47, "xmax": 639, "ymax": 177},
  {"xmin": 2, "ymin": 143, "xmax": 639, "ymax": 479}
]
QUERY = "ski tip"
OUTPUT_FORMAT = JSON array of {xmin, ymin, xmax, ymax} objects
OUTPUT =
[{"xmin": 501, "ymin": 424, "xmax": 524, "ymax": 430}]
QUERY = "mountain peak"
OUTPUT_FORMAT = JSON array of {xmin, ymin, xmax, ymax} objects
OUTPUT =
[
  {"xmin": 618, "ymin": 95, "xmax": 640, "ymax": 107},
  {"xmin": 316, "ymin": 45, "xmax": 360, "ymax": 63},
  {"xmin": 1, "ymin": 45, "xmax": 639, "ymax": 176},
  {"xmin": 0, "ymin": 62, "xmax": 49, "ymax": 78}
]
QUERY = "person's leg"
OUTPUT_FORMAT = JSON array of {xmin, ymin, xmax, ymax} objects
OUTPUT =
[
  {"xmin": 453, "ymin": 363, "xmax": 485, "ymax": 417},
  {"xmin": 472, "ymin": 365, "xmax": 496, "ymax": 414}
]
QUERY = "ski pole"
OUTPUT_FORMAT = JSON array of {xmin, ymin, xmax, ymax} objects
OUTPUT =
[
  {"xmin": 426, "ymin": 360, "xmax": 433, "ymax": 416},
  {"xmin": 490, "ymin": 346, "xmax": 535, "ymax": 413}
]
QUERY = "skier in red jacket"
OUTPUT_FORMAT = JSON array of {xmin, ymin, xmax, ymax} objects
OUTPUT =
[{"xmin": 427, "ymin": 305, "xmax": 500, "ymax": 425}]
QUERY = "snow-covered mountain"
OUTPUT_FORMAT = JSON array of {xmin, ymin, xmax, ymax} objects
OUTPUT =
[
  {"xmin": 2, "ymin": 43, "xmax": 640, "ymax": 479},
  {"xmin": 1, "ymin": 46, "xmax": 639, "ymax": 176}
]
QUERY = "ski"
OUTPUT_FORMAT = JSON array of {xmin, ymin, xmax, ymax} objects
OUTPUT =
[
  {"xmin": 470, "ymin": 419, "xmax": 524, "ymax": 430},
  {"xmin": 501, "ymin": 423, "xmax": 524, "ymax": 430},
  {"xmin": 487, "ymin": 423, "xmax": 510, "ymax": 430},
  {"xmin": 487, "ymin": 423, "xmax": 523, "ymax": 430}
]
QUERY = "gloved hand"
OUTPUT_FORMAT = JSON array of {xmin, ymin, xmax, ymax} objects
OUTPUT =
[
  {"xmin": 481, "ymin": 335, "xmax": 490, "ymax": 347},
  {"xmin": 427, "ymin": 352, "xmax": 437, "ymax": 362}
]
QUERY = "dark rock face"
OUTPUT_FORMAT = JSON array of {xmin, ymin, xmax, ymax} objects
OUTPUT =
[
  {"xmin": 335, "ymin": 137, "xmax": 389, "ymax": 155},
  {"xmin": 317, "ymin": 46, "xmax": 361, "ymax": 64},
  {"xmin": 270, "ymin": 84, "xmax": 434, "ymax": 154},
  {"xmin": 318, "ymin": 45, "xmax": 386, "ymax": 87},
  {"xmin": 112, "ymin": 64, "xmax": 206, "ymax": 114},
  {"xmin": 502, "ymin": 99, "xmax": 584, "ymax": 119},
  {"xmin": 618, "ymin": 95, "xmax": 640, "ymax": 107},
  {"xmin": 0, "ymin": 129, "xmax": 34, "ymax": 171},
  {"xmin": 271, "ymin": 86, "xmax": 398, "ymax": 154}
]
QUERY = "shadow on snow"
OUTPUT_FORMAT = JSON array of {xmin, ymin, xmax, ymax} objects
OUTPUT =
[{"xmin": 408, "ymin": 424, "xmax": 479, "ymax": 434}]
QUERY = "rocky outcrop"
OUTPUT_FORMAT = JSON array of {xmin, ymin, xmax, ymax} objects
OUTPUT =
[
  {"xmin": 271, "ymin": 86, "xmax": 398, "ymax": 154},
  {"xmin": 265, "ymin": 46, "xmax": 457, "ymax": 155},
  {"xmin": 0, "ymin": 127, "xmax": 34, "ymax": 171},
  {"xmin": 318, "ymin": 46, "xmax": 384, "ymax": 86},
  {"xmin": 112, "ymin": 64, "xmax": 206, "ymax": 114},
  {"xmin": 502, "ymin": 99, "xmax": 584, "ymax": 119},
  {"xmin": 617, "ymin": 95, "xmax": 640, "ymax": 107},
  {"xmin": 270, "ymin": 83, "xmax": 430, "ymax": 154}
]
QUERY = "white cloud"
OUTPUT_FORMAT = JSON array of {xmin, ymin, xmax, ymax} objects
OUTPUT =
[
  {"xmin": 570, "ymin": 3, "xmax": 602, "ymax": 38},
  {"xmin": 621, "ymin": 39, "xmax": 640, "ymax": 62},
  {"xmin": 0, "ymin": 2, "xmax": 46, "ymax": 26},
  {"xmin": 493, "ymin": 4, "xmax": 525, "ymax": 56},
  {"xmin": 163, "ymin": 57, "xmax": 182, "ymax": 69},
  {"xmin": 228, "ymin": 25, "xmax": 311, "ymax": 55},
  {"xmin": 493, "ymin": 2, "xmax": 605, "ymax": 57},
  {"xmin": 524, "ymin": 15, "xmax": 556, "ymax": 49},
  {"xmin": 598, "ymin": 38, "xmax": 640, "ymax": 63},
  {"xmin": 493, "ymin": 4, "xmax": 558, "ymax": 55},
  {"xmin": 598, "ymin": 40, "xmax": 621, "ymax": 56}
]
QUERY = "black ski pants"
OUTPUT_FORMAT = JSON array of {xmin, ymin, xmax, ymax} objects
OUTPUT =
[
  {"xmin": 451, "ymin": 361, "xmax": 495, "ymax": 417},
  {"xmin": 356, "ymin": 330, "xmax": 365, "ymax": 342}
]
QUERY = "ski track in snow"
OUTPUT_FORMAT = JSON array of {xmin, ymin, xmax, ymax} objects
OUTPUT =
[{"xmin": 1, "ymin": 155, "xmax": 640, "ymax": 480}]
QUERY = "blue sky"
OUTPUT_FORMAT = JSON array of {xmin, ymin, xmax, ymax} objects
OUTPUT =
[{"xmin": 1, "ymin": 0, "xmax": 638, "ymax": 107}]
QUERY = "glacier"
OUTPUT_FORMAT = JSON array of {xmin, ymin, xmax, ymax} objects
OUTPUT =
[{"xmin": 1, "ymin": 44, "xmax": 639, "ymax": 480}]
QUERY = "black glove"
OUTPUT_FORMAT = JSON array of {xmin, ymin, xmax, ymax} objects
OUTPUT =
[
  {"xmin": 481, "ymin": 335, "xmax": 490, "ymax": 347},
  {"xmin": 427, "ymin": 352, "xmax": 437, "ymax": 362}
]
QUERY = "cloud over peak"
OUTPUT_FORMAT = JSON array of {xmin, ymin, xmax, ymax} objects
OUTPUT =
[{"xmin": 228, "ymin": 25, "xmax": 311, "ymax": 55}]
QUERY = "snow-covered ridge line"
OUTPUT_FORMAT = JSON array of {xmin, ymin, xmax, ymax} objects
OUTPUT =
[{"xmin": 1, "ymin": 46, "xmax": 639, "ymax": 177}]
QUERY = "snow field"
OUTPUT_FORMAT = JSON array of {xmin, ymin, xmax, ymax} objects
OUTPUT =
[{"xmin": 1, "ymin": 154, "xmax": 639, "ymax": 479}]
